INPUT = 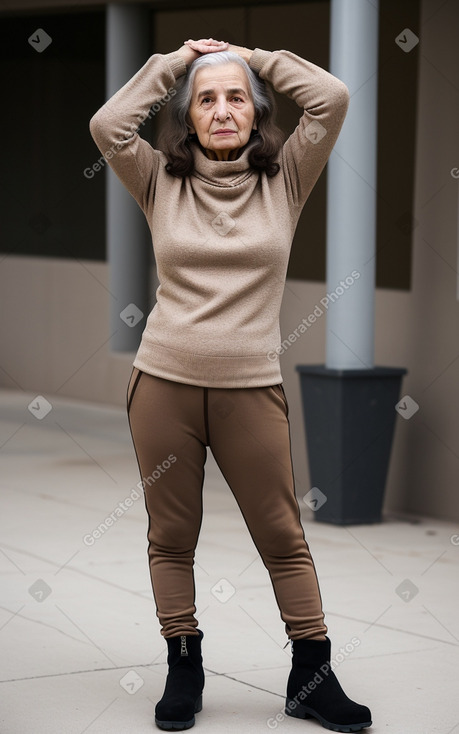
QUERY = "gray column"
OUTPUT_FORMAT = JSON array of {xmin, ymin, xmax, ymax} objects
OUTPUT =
[
  {"xmin": 326, "ymin": 0, "xmax": 379, "ymax": 369},
  {"xmin": 106, "ymin": 4, "xmax": 151, "ymax": 351}
]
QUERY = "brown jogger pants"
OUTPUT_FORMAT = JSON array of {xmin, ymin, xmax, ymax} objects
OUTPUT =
[{"xmin": 127, "ymin": 367, "xmax": 327, "ymax": 641}]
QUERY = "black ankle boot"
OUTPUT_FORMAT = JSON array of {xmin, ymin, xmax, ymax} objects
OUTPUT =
[
  {"xmin": 155, "ymin": 630, "xmax": 205, "ymax": 731},
  {"xmin": 285, "ymin": 637, "xmax": 372, "ymax": 732}
]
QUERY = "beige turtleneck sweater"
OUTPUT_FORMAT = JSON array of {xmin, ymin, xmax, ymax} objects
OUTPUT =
[{"xmin": 89, "ymin": 48, "xmax": 349, "ymax": 388}]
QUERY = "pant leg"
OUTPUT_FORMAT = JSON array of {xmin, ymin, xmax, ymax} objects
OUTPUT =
[
  {"xmin": 207, "ymin": 383, "xmax": 327, "ymax": 641},
  {"xmin": 127, "ymin": 368, "xmax": 207, "ymax": 638}
]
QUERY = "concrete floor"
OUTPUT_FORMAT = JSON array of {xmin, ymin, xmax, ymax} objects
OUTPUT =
[{"xmin": 1, "ymin": 388, "xmax": 458, "ymax": 734}]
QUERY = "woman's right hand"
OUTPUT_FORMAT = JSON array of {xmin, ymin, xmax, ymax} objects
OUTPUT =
[{"xmin": 177, "ymin": 37, "xmax": 229, "ymax": 66}]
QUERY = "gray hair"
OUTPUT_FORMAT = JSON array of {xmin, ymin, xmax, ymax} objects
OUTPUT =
[
  {"xmin": 174, "ymin": 51, "xmax": 272, "ymax": 128},
  {"xmin": 157, "ymin": 51, "xmax": 284, "ymax": 178}
]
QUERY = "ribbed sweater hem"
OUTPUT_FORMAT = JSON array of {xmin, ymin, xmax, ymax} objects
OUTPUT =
[{"xmin": 133, "ymin": 343, "xmax": 282, "ymax": 389}]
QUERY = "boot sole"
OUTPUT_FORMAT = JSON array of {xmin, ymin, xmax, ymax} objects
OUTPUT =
[
  {"xmin": 155, "ymin": 695, "xmax": 202, "ymax": 731},
  {"xmin": 285, "ymin": 698, "xmax": 372, "ymax": 732}
]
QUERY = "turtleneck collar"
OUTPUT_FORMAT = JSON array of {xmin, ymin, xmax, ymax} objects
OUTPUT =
[{"xmin": 191, "ymin": 140, "xmax": 256, "ymax": 187}]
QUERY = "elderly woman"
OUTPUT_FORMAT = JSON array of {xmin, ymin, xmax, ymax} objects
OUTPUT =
[{"xmin": 90, "ymin": 37, "xmax": 371, "ymax": 732}]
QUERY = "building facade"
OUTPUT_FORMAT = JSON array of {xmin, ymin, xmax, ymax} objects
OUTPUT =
[{"xmin": 1, "ymin": 0, "xmax": 458, "ymax": 521}]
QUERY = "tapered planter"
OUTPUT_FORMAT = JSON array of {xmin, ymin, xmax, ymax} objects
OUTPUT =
[{"xmin": 296, "ymin": 365, "xmax": 407, "ymax": 525}]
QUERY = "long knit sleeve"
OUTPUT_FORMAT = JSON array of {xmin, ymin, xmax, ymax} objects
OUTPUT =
[
  {"xmin": 250, "ymin": 48, "xmax": 349, "ymax": 211},
  {"xmin": 89, "ymin": 52, "xmax": 187, "ymax": 212}
]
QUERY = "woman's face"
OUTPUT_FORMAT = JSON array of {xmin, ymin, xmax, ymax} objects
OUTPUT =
[{"xmin": 187, "ymin": 63, "xmax": 256, "ymax": 161}]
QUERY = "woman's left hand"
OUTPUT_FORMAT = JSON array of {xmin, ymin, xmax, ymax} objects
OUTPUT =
[
  {"xmin": 183, "ymin": 38, "xmax": 253, "ymax": 64},
  {"xmin": 183, "ymin": 38, "xmax": 229, "ymax": 54}
]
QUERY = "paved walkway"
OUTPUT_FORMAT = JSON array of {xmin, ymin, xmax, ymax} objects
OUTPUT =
[{"xmin": 1, "ymin": 389, "xmax": 458, "ymax": 733}]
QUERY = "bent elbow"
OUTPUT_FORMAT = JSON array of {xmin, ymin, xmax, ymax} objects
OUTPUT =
[
  {"xmin": 89, "ymin": 110, "xmax": 102, "ymax": 141},
  {"xmin": 335, "ymin": 80, "xmax": 350, "ymax": 112}
]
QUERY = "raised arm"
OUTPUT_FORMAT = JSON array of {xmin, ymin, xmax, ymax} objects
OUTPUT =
[
  {"xmin": 89, "ymin": 39, "xmax": 230, "ymax": 212},
  {"xmin": 248, "ymin": 48, "xmax": 349, "ymax": 210},
  {"xmin": 88, "ymin": 50, "xmax": 187, "ymax": 212}
]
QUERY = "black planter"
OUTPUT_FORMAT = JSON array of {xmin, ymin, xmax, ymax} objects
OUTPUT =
[{"xmin": 296, "ymin": 365, "xmax": 407, "ymax": 525}]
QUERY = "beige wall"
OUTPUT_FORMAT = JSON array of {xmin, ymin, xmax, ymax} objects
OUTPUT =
[
  {"xmin": 0, "ymin": 257, "xmax": 134, "ymax": 401},
  {"xmin": 1, "ymin": 0, "xmax": 458, "ymax": 521},
  {"xmin": 400, "ymin": 0, "xmax": 459, "ymax": 519}
]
